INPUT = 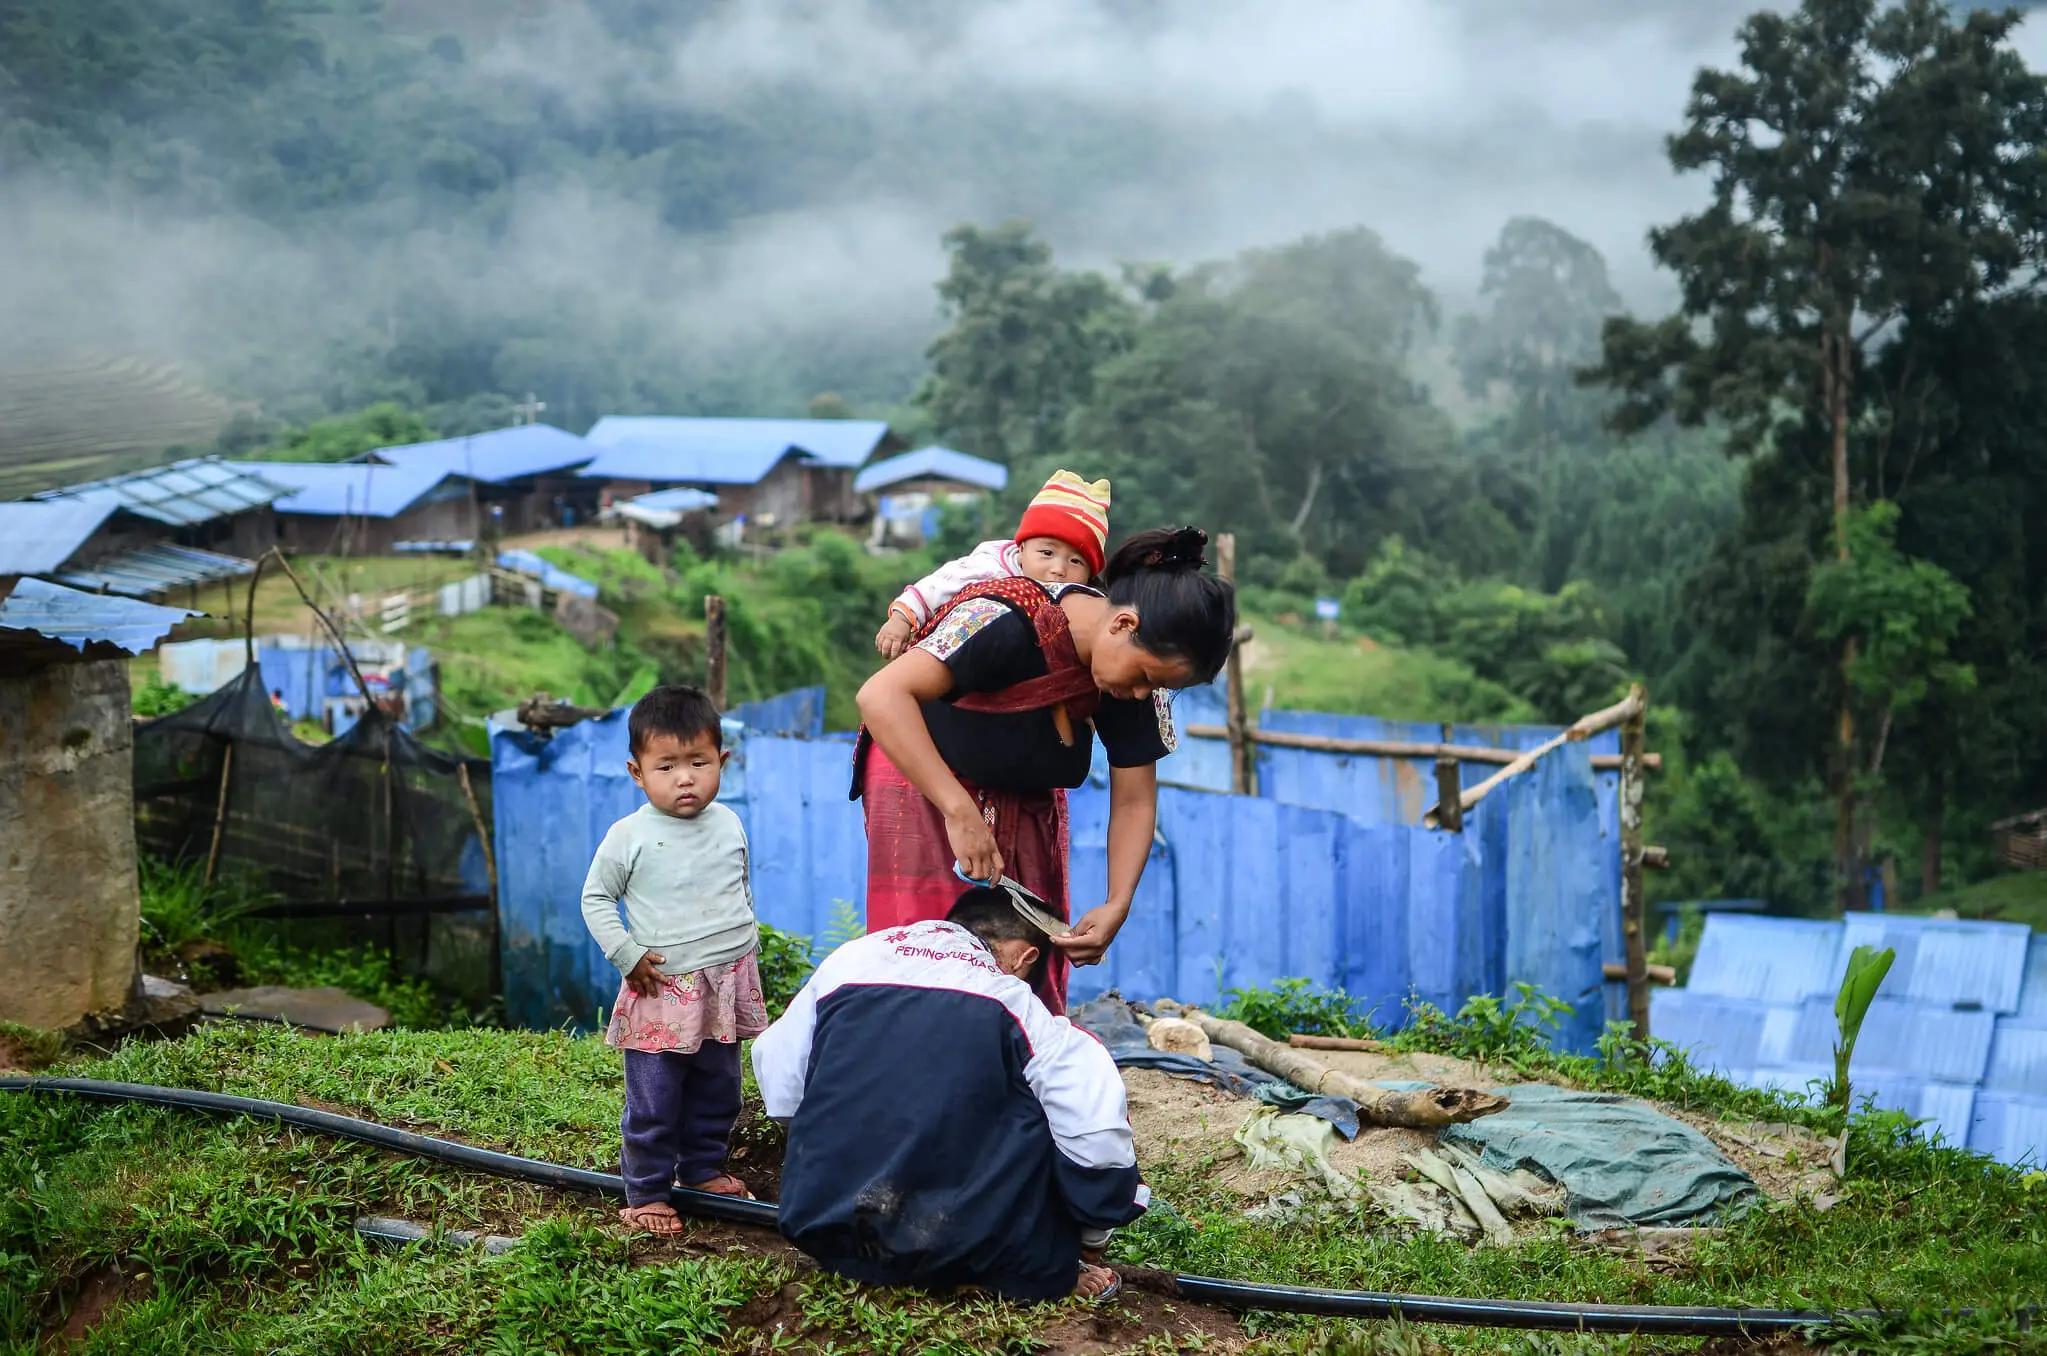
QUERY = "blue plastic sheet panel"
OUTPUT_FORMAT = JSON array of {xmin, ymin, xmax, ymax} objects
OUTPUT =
[
  {"xmin": 1986, "ymin": 1018, "xmax": 2047, "ymax": 1093},
  {"xmin": 1970, "ymin": 1091, "xmax": 2047, "ymax": 1166}
]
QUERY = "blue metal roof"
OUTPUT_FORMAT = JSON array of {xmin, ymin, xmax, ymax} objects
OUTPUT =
[
  {"xmin": 853, "ymin": 446, "xmax": 1008, "ymax": 495},
  {"xmin": 52, "ymin": 543, "xmax": 255, "ymax": 599},
  {"xmin": 1834, "ymin": 913, "xmax": 2031, "ymax": 1012},
  {"xmin": 371, "ymin": 425, "xmax": 591, "ymax": 484},
  {"xmin": 1686, "ymin": 914, "xmax": 1845, "ymax": 1004},
  {"xmin": 234, "ymin": 461, "xmax": 457, "ymax": 518},
  {"xmin": 0, "ymin": 499, "xmax": 120, "ymax": 575},
  {"xmin": 0, "ymin": 577, "xmax": 195, "ymax": 655},
  {"xmin": 580, "ymin": 416, "xmax": 890, "ymax": 484},
  {"xmin": 34, "ymin": 456, "xmax": 288, "ymax": 526}
]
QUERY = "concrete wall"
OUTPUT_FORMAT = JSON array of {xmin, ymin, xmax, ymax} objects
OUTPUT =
[{"xmin": 0, "ymin": 658, "xmax": 140, "ymax": 1029}]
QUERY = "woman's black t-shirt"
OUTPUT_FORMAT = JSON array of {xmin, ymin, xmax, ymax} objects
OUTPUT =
[{"xmin": 913, "ymin": 584, "xmax": 1176, "ymax": 791}]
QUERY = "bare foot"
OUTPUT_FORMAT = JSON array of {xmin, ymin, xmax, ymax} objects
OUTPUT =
[
  {"xmin": 680, "ymin": 1173, "xmax": 754, "ymax": 1199},
  {"xmin": 1074, "ymin": 1261, "xmax": 1120, "ymax": 1303},
  {"xmin": 619, "ymin": 1202, "xmax": 683, "ymax": 1234}
]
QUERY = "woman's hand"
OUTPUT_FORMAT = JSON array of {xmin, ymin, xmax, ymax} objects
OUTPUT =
[
  {"xmin": 945, "ymin": 806, "xmax": 1003, "ymax": 884},
  {"xmin": 624, "ymin": 951, "xmax": 668, "ymax": 998},
  {"xmin": 1050, "ymin": 900, "xmax": 1131, "ymax": 966}
]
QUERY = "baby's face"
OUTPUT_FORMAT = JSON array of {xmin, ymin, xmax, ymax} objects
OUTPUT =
[{"xmin": 1018, "ymin": 536, "xmax": 1092, "ymax": 585}]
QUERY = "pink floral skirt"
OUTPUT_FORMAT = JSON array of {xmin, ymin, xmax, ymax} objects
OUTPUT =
[{"xmin": 605, "ymin": 952, "xmax": 770, "ymax": 1055}]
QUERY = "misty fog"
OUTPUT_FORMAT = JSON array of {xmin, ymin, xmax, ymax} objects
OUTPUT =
[{"xmin": 10, "ymin": 0, "xmax": 2047, "ymax": 416}]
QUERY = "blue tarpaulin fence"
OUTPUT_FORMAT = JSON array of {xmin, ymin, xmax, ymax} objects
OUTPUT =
[{"xmin": 493, "ymin": 687, "xmax": 1617, "ymax": 1047}]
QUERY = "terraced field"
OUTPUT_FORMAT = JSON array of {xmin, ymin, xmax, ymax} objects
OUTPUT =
[{"xmin": 0, "ymin": 354, "xmax": 244, "ymax": 498}]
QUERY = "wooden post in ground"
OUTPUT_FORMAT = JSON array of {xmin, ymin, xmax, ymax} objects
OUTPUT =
[
  {"xmin": 1216, "ymin": 533, "xmax": 1253, "ymax": 796},
  {"xmin": 1620, "ymin": 683, "xmax": 1651, "ymax": 1041},
  {"xmin": 202, "ymin": 742, "xmax": 235, "ymax": 886},
  {"xmin": 1433, "ymin": 721, "xmax": 1463, "ymax": 833},
  {"xmin": 704, "ymin": 595, "xmax": 728, "ymax": 711}
]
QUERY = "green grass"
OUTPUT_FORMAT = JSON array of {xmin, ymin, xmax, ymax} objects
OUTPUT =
[
  {"xmin": 1912, "ymin": 871, "xmax": 2047, "ymax": 932},
  {"xmin": 1241, "ymin": 614, "xmax": 1534, "ymax": 722},
  {"xmin": 4, "ymin": 986, "xmax": 2043, "ymax": 1353}
]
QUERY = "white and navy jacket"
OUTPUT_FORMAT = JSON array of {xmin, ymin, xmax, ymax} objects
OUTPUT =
[{"xmin": 752, "ymin": 919, "xmax": 1148, "ymax": 1300}]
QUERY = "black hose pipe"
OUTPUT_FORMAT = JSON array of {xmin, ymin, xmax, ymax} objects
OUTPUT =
[{"xmin": 1, "ymin": 1076, "xmax": 1871, "ymax": 1336}]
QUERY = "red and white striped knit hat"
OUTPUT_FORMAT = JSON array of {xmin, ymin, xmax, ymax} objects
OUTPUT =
[{"xmin": 1013, "ymin": 469, "xmax": 1111, "ymax": 575}]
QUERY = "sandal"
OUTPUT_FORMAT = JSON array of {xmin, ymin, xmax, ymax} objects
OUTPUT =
[
  {"xmin": 619, "ymin": 1201, "xmax": 684, "ymax": 1234},
  {"xmin": 679, "ymin": 1172, "xmax": 755, "ymax": 1199}
]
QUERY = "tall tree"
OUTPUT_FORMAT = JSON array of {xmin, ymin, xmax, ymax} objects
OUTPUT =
[
  {"xmin": 1587, "ymin": 0, "xmax": 2047, "ymax": 909},
  {"xmin": 1454, "ymin": 216, "xmax": 1621, "ymax": 447},
  {"xmin": 914, "ymin": 222, "xmax": 1138, "ymax": 464}
]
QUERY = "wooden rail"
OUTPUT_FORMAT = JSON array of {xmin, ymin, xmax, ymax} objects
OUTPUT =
[{"xmin": 1183, "ymin": 723, "xmax": 1658, "ymax": 773}]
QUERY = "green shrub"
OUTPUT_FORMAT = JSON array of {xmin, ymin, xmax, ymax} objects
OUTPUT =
[
  {"xmin": 1216, "ymin": 977, "xmax": 1375, "ymax": 1040},
  {"xmin": 755, "ymin": 924, "xmax": 814, "ymax": 1018}
]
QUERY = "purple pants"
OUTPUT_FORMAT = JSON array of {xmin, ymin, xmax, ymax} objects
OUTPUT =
[{"xmin": 621, "ymin": 1044, "xmax": 742, "ymax": 1206}]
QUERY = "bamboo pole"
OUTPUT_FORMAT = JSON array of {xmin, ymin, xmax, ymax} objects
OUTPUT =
[
  {"xmin": 1166, "ymin": 1006, "xmax": 1508, "ymax": 1128},
  {"xmin": 202, "ymin": 742, "xmax": 234, "ymax": 887},
  {"xmin": 704, "ymin": 595, "xmax": 728, "ymax": 710},
  {"xmin": 1603, "ymin": 962, "xmax": 1676, "ymax": 986},
  {"xmin": 1181, "ymin": 724, "xmax": 1658, "ymax": 772},
  {"xmin": 1422, "ymin": 687, "xmax": 1647, "ymax": 828},
  {"xmin": 1216, "ymin": 533, "xmax": 1253, "ymax": 796},
  {"xmin": 1287, "ymin": 1033, "xmax": 1391, "ymax": 1053},
  {"xmin": 1620, "ymin": 685, "xmax": 1651, "ymax": 1040}
]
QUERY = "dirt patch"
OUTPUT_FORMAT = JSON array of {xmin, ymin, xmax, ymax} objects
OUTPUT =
[
  {"xmin": 1123, "ymin": 1068, "xmax": 1436, "ymax": 1199},
  {"xmin": 40, "ymin": 1261, "xmax": 146, "ymax": 1349},
  {"xmin": 1671, "ymin": 1110, "xmax": 1840, "ymax": 1205},
  {"xmin": 1033, "ymin": 1276, "xmax": 1250, "ymax": 1354},
  {"xmin": 0, "ymin": 1033, "xmax": 37, "ymax": 1073}
]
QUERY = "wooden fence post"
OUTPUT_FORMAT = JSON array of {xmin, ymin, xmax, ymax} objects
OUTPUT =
[
  {"xmin": 1620, "ymin": 683, "xmax": 1651, "ymax": 1041},
  {"xmin": 1433, "ymin": 721, "xmax": 1463, "ymax": 833},
  {"xmin": 704, "ymin": 595, "xmax": 728, "ymax": 711},
  {"xmin": 1216, "ymin": 534, "xmax": 1253, "ymax": 796}
]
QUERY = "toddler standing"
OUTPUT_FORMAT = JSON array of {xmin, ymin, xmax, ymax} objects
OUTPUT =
[
  {"xmin": 874, "ymin": 469, "xmax": 1111, "ymax": 657},
  {"xmin": 581, "ymin": 684, "xmax": 767, "ymax": 1232}
]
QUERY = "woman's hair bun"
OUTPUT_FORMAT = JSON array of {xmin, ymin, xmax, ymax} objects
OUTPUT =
[
  {"xmin": 1134, "ymin": 525, "xmax": 1208, "ymax": 573},
  {"xmin": 1106, "ymin": 525, "xmax": 1212, "ymax": 582}
]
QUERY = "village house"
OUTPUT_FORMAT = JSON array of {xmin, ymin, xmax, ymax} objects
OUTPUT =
[
  {"xmin": 366, "ymin": 424, "xmax": 596, "ymax": 536},
  {"xmin": 235, "ymin": 460, "xmax": 476, "ymax": 555},
  {"xmin": 615, "ymin": 487, "xmax": 719, "ymax": 564},
  {"xmin": 853, "ymin": 446, "xmax": 1008, "ymax": 547},
  {"xmin": 577, "ymin": 416, "xmax": 897, "ymax": 534},
  {"xmin": 3, "ymin": 457, "xmax": 290, "ymax": 603}
]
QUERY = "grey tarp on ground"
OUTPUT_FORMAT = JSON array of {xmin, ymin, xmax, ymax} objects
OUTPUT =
[
  {"xmin": 1071, "ymin": 997, "xmax": 1361, "ymax": 1138},
  {"xmin": 1440, "ymin": 1083, "xmax": 1759, "ymax": 1227}
]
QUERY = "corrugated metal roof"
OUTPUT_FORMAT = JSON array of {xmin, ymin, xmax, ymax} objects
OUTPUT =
[
  {"xmin": 1647, "ymin": 989, "xmax": 1802, "ymax": 1080},
  {"xmin": 854, "ymin": 446, "xmax": 1008, "ymax": 495},
  {"xmin": 234, "ymin": 461, "xmax": 457, "ymax": 518},
  {"xmin": 0, "ymin": 498, "xmax": 121, "ymax": 575},
  {"xmin": 34, "ymin": 456, "xmax": 288, "ymax": 526},
  {"xmin": 1783, "ymin": 997, "xmax": 1995, "ymax": 1084},
  {"xmin": 0, "ymin": 577, "xmax": 194, "ymax": 655},
  {"xmin": 581, "ymin": 415, "xmax": 889, "ymax": 483},
  {"xmin": 50, "ymin": 543, "xmax": 254, "ymax": 599},
  {"xmin": 371, "ymin": 425, "xmax": 591, "ymax": 483},
  {"xmin": 1854, "ymin": 1073, "xmax": 1979, "ymax": 1147},
  {"xmin": 2019, "ymin": 934, "xmax": 2047, "ymax": 1019},
  {"xmin": 1970, "ymin": 1091, "xmax": 2047, "ymax": 1166},
  {"xmin": 1686, "ymin": 915, "xmax": 1845, "ymax": 1004},
  {"xmin": 1987, "ymin": 1018, "xmax": 2047, "ymax": 1093},
  {"xmin": 1834, "ymin": 912, "xmax": 2030, "ymax": 1013}
]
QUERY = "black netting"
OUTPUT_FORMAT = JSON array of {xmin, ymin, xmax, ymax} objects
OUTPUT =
[{"xmin": 135, "ymin": 667, "xmax": 492, "ymax": 910}]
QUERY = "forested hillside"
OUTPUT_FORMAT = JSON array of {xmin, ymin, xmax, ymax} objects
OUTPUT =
[{"xmin": 5, "ymin": 0, "xmax": 2046, "ymax": 918}]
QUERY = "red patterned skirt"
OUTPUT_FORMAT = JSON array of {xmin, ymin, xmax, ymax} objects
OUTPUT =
[{"xmin": 860, "ymin": 745, "xmax": 1072, "ymax": 1014}]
